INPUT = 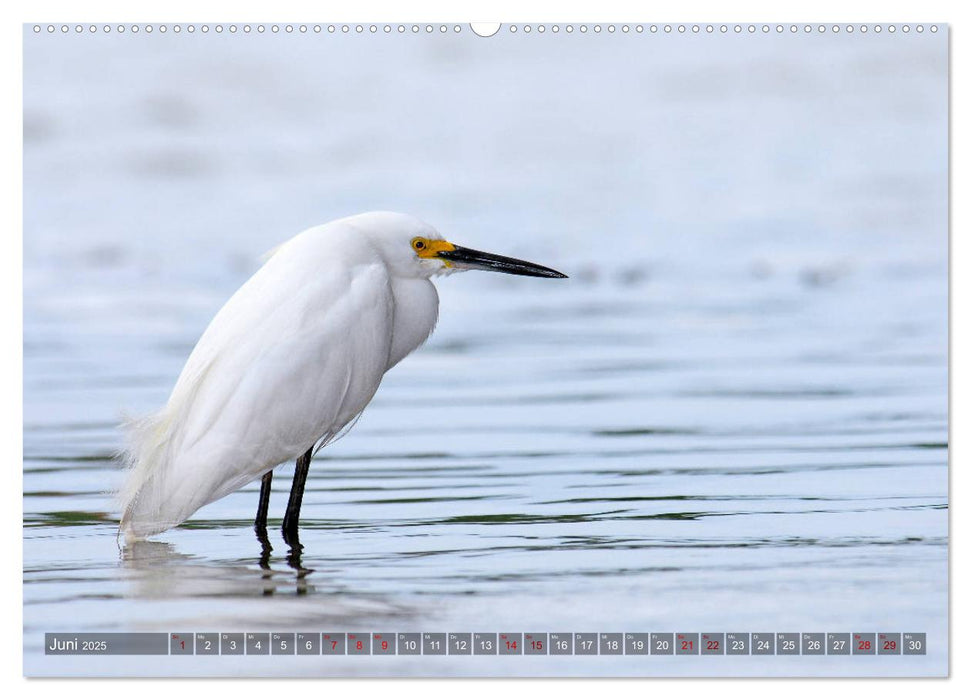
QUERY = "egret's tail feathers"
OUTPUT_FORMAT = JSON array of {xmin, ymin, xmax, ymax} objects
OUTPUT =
[{"xmin": 117, "ymin": 411, "xmax": 186, "ymax": 541}]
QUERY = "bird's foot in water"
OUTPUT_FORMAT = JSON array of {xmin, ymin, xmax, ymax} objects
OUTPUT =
[
  {"xmin": 255, "ymin": 524, "xmax": 273, "ymax": 568},
  {"xmin": 282, "ymin": 519, "xmax": 301, "ymax": 548}
]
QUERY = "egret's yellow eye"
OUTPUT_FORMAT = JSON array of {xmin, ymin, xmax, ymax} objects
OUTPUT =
[{"xmin": 412, "ymin": 237, "xmax": 456, "ymax": 259}]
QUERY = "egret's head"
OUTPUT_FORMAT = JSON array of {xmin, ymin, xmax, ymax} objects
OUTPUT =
[
  {"xmin": 353, "ymin": 211, "xmax": 567, "ymax": 280},
  {"xmin": 409, "ymin": 231, "xmax": 567, "ymax": 280}
]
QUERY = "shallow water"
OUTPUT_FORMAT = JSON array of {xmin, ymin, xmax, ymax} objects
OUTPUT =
[{"xmin": 23, "ymin": 26, "xmax": 948, "ymax": 676}]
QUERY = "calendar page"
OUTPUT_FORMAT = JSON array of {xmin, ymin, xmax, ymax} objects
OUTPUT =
[{"xmin": 22, "ymin": 20, "xmax": 948, "ymax": 677}]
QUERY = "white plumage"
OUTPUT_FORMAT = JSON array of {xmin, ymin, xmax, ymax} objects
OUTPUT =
[{"xmin": 119, "ymin": 211, "xmax": 565, "ymax": 541}]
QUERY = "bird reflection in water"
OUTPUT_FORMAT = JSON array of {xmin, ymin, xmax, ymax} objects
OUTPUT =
[
  {"xmin": 255, "ymin": 521, "xmax": 313, "ymax": 596},
  {"xmin": 119, "ymin": 529, "xmax": 315, "ymax": 599}
]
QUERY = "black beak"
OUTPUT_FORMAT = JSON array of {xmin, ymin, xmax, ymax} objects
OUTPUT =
[{"xmin": 437, "ymin": 245, "xmax": 568, "ymax": 279}]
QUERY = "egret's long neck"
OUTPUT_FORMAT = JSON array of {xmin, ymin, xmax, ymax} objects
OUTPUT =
[{"xmin": 386, "ymin": 277, "xmax": 440, "ymax": 370}]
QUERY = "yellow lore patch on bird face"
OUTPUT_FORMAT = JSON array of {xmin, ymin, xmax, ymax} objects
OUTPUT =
[{"xmin": 412, "ymin": 237, "xmax": 456, "ymax": 260}]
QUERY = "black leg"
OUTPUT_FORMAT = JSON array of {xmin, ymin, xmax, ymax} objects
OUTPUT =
[
  {"xmin": 282, "ymin": 448, "xmax": 313, "ymax": 544},
  {"xmin": 255, "ymin": 470, "xmax": 273, "ymax": 533}
]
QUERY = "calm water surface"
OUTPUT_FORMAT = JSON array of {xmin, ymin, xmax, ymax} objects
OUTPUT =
[{"xmin": 23, "ymin": 27, "xmax": 948, "ymax": 676}]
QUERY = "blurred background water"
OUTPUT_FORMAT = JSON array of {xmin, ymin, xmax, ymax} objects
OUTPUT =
[{"xmin": 23, "ymin": 25, "xmax": 948, "ymax": 676}]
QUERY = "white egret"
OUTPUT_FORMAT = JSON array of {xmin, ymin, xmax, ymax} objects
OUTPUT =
[{"xmin": 119, "ymin": 211, "xmax": 566, "ymax": 542}]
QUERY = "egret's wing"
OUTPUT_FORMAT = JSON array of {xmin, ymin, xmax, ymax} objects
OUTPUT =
[{"xmin": 120, "ymin": 235, "xmax": 394, "ymax": 538}]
